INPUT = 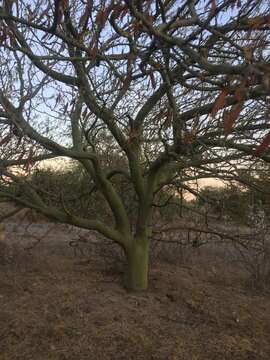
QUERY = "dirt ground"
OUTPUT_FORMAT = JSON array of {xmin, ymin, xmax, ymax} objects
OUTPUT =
[{"xmin": 0, "ymin": 223, "xmax": 270, "ymax": 360}]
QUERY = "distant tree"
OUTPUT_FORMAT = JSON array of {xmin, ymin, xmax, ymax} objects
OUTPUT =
[
  {"xmin": 0, "ymin": 0, "xmax": 270, "ymax": 290},
  {"xmin": 238, "ymin": 163, "xmax": 270, "ymax": 216},
  {"xmin": 195, "ymin": 185, "xmax": 248, "ymax": 221}
]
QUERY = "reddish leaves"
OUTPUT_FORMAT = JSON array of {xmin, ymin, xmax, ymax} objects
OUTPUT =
[
  {"xmin": 61, "ymin": 0, "xmax": 69, "ymax": 11},
  {"xmin": 79, "ymin": 1, "xmax": 93, "ymax": 29},
  {"xmin": 205, "ymin": 0, "xmax": 217, "ymax": 16},
  {"xmin": 212, "ymin": 80, "xmax": 248, "ymax": 135},
  {"xmin": 96, "ymin": 9, "xmax": 107, "ymax": 27},
  {"xmin": 96, "ymin": 3, "xmax": 115, "ymax": 29},
  {"xmin": 255, "ymin": 132, "xmax": 270, "ymax": 157},
  {"xmin": 51, "ymin": 0, "xmax": 69, "ymax": 31},
  {"xmin": 183, "ymin": 131, "xmax": 196, "ymax": 145},
  {"xmin": 211, "ymin": 88, "xmax": 228, "ymax": 117},
  {"xmin": 88, "ymin": 43, "xmax": 98, "ymax": 58},
  {"xmin": 111, "ymin": 4, "xmax": 128, "ymax": 20},
  {"xmin": 223, "ymin": 102, "xmax": 243, "ymax": 136},
  {"xmin": 247, "ymin": 16, "xmax": 270, "ymax": 29}
]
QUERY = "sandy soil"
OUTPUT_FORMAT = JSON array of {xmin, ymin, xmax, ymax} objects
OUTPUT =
[{"xmin": 0, "ymin": 222, "xmax": 270, "ymax": 360}]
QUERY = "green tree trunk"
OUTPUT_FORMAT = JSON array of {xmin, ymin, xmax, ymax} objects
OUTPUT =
[{"xmin": 125, "ymin": 238, "xmax": 149, "ymax": 291}]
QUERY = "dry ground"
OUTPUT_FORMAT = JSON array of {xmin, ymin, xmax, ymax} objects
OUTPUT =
[{"xmin": 0, "ymin": 224, "xmax": 270, "ymax": 360}]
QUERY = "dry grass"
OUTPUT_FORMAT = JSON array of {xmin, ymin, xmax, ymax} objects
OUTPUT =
[{"xmin": 0, "ymin": 232, "xmax": 270, "ymax": 360}]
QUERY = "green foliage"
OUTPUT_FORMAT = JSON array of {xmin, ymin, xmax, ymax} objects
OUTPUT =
[
  {"xmin": 26, "ymin": 160, "xmax": 187, "ymax": 225},
  {"xmin": 28, "ymin": 163, "xmax": 114, "ymax": 224},
  {"xmin": 196, "ymin": 166, "xmax": 270, "ymax": 222}
]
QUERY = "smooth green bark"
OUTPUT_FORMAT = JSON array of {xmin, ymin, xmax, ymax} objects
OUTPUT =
[{"xmin": 126, "ymin": 239, "xmax": 150, "ymax": 291}]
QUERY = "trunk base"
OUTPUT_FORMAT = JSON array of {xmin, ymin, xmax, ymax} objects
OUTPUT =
[{"xmin": 125, "ymin": 241, "xmax": 149, "ymax": 291}]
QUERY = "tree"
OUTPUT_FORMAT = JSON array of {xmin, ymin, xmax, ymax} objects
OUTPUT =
[{"xmin": 0, "ymin": 0, "xmax": 270, "ymax": 290}]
